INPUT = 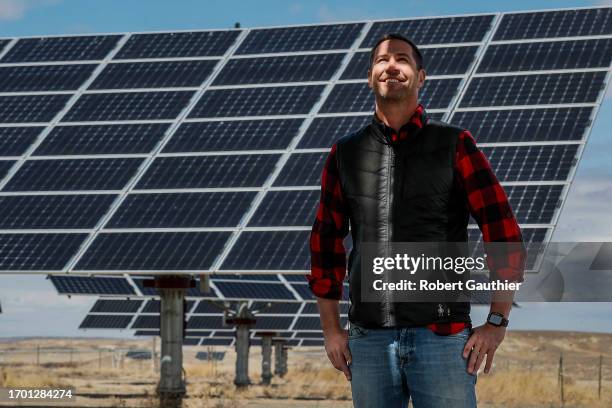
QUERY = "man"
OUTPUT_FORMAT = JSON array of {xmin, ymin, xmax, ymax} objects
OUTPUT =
[{"xmin": 307, "ymin": 33, "xmax": 526, "ymax": 407}]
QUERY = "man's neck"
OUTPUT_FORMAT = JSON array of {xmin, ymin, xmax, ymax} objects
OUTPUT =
[{"xmin": 375, "ymin": 99, "xmax": 418, "ymax": 133}]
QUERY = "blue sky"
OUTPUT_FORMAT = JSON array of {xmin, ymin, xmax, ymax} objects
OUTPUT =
[{"xmin": 0, "ymin": 0, "xmax": 611, "ymax": 338}]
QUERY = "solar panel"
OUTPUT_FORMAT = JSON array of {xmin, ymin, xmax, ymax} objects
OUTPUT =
[
  {"xmin": 50, "ymin": 275, "xmax": 135, "ymax": 295},
  {"xmin": 164, "ymin": 119, "xmax": 303, "ymax": 153},
  {"xmin": 136, "ymin": 154, "xmax": 280, "ymax": 189},
  {"xmin": 90, "ymin": 60, "xmax": 218, "ymax": 89},
  {"xmin": 62, "ymin": 91, "xmax": 194, "ymax": 122},
  {"xmin": 0, "ymin": 233, "xmax": 87, "ymax": 270},
  {"xmin": 33, "ymin": 123, "xmax": 171, "ymax": 155},
  {"xmin": 362, "ymin": 15, "xmax": 494, "ymax": 46},
  {"xmin": 0, "ymin": 127, "xmax": 45, "ymax": 156},
  {"xmin": 108, "ymin": 191, "xmax": 257, "ymax": 228},
  {"xmin": 75, "ymin": 231, "xmax": 232, "ymax": 271},
  {"xmin": 450, "ymin": 107, "xmax": 593, "ymax": 143},
  {"xmin": 236, "ymin": 23, "xmax": 363, "ymax": 54},
  {"xmin": 0, "ymin": 64, "xmax": 97, "ymax": 92},
  {"xmin": 251, "ymin": 302, "xmax": 301, "ymax": 314},
  {"xmin": 90, "ymin": 299, "xmax": 143, "ymax": 313},
  {"xmin": 298, "ymin": 115, "xmax": 372, "ymax": 148},
  {"xmin": 0, "ymin": 94, "xmax": 71, "ymax": 123},
  {"xmin": 115, "ymin": 31, "xmax": 240, "ymax": 59},
  {"xmin": 478, "ymin": 39, "xmax": 612, "ymax": 73},
  {"xmin": 213, "ymin": 281, "xmax": 297, "ymax": 300},
  {"xmin": 213, "ymin": 54, "xmax": 345, "ymax": 85},
  {"xmin": 1, "ymin": 35, "xmax": 121, "ymax": 62},
  {"xmin": 273, "ymin": 152, "xmax": 327, "ymax": 186},
  {"xmin": 189, "ymin": 85, "xmax": 325, "ymax": 117},
  {"xmin": 2, "ymin": 158, "xmax": 143, "ymax": 191},
  {"xmin": 80, "ymin": 314, "xmax": 132, "ymax": 329},
  {"xmin": 187, "ymin": 316, "xmax": 225, "ymax": 330},
  {"xmin": 248, "ymin": 190, "xmax": 318, "ymax": 227},
  {"xmin": 470, "ymin": 185, "xmax": 563, "ymax": 225},
  {"xmin": 460, "ymin": 71, "xmax": 606, "ymax": 107},
  {"xmin": 0, "ymin": 7, "xmax": 606, "ymax": 286},
  {"xmin": 131, "ymin": 315, "xmax": 159, "ymax": 329},
  {"xmin": 0, "ymin": 194, "xmax": 116, "ymax": 229},
  {"xmin": 493, "ymin": 8, "xmax": 612, "ymax": 40},
  {"xmin": 481, "ymin": 144, "xmax": 579, "ymax": 182},
  {"xmin": 220, "ymin": 230, "xmax": 310, "ymax": 271}
]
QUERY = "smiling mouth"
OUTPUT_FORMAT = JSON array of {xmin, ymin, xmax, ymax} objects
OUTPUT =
[{"xmin": 383, "ymin": 78, "xmax": 403, "ymax": 84}]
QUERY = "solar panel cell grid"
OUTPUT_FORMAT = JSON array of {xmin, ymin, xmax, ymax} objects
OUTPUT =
[
  {"xmin": 362, "ymin": 15, "xmax": 494, "ymax": 46},
  {"xmin": 478, "ymin": 39, "xmax": 612, "ymax": 73},
  {"xmin": 236, "ymin": 24, "xmax": 363, "ymax": 54},
  {"xmin": 493, "ymin": 8, "xmax": 612, "ymax": 40},
  {"xmin": 108, "ymin": 191, "xmax": 256, "ymax": 228},
  {"xmin": 461, "ymin": 72, "xmax": 606, "ymax": 107},
  {"xmin": 0, "ymin": 94, "xmax": 72, "ymax": 123},
  {"xmin": 50, "ymin": 275, "xmax": 135, "ymax": 295},
  {"xmin": 3, "ymin": 158, "xmax": 143, "ymax": 191},
  {"xmin": 34, "ymin": 123, "xmax": 171, "ymax": 156},
  {"xmin": 221, "ymin": 230, "xmax": 310, "ymax": 271},
  {"xmin": 90, "ymin": 60, "xmax": 218, "ymax": 89},
  {"xmin": 0, "ymin": 127, "xmax": 45, "ymax": 156},
  {"xmin": 75, "ymin": 231, "xmax": 231, "ymax": 271},
  {"xmin": 0, "ymin": 194, "xmax": 116, "ymax": 229},
  {"xmin": 115, "ymin": 31, "xmax": 240, "ymax": 59},
  {"xmin": 189, "ymin": 85, "xmax": 325, "ymax": 118},
  {"xmin": 0, "ymin": 64, "xmax": 97, "ymax": 92},
  {"xmin": 136, "ymin": 154, "xmax": 280, "ymax": 189},
  {"xmin": 214, "ymin": 53, "xmax": 345, "ymax": 85},
  {"xmin": 0, "ymin": 233, "xmax": 87, "ymax": 270},
  {"xmin": 451, "ymin": 107, "xmax": 592, "ymax": 143},
  {"xmin": 62, "ymin": 91, "xmax": 194, "ymax": 122},
  {"xmin": 164, "ymin": 119, "xmax": 303, "ymax": 153},
  {"xmin": 1, "ymin": 35, "xmax": 121, "ymax": 63}
]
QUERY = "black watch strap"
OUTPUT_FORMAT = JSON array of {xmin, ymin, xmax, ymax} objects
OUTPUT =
[{"xmin": 487, "ymin": 312, "xmax": 509, "ymax": 327}]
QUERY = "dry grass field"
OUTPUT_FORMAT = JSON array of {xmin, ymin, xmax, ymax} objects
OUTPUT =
[{"xmin": 0, "ymin": 331, "xmax": 610, "ymax": 407}]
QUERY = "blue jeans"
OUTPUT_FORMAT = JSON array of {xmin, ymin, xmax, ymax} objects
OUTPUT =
[{"xmin": 348, "ymin": 324, "xmax": 477, "ymax": 408}]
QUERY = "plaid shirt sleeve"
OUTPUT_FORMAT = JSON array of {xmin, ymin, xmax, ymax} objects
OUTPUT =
[
  {"xmin": 307, "ymin": 143, "xmax": 350, "ymax": 300},
  {"xmin": 455, "ymin": 130, "xmax": 527, "ymax": 283}
]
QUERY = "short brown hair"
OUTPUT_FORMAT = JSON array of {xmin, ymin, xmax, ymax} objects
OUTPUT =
[{"xmin": 369, "ymin": 33, "xmax": 424, "ymax": 70}]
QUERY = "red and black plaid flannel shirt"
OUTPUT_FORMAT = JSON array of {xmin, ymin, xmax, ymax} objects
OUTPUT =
[{"xmin": 307, "ymin": 104, "xmax": 525, "ymax": 335}]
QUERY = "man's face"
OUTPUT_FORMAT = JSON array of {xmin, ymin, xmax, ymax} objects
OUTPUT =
[{"xmin": 367, "ymin": 39, "xmax": 426, "ymax": 102}]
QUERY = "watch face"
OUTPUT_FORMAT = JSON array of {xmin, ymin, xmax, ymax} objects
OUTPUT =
[{"xmin": 489, "ymin": 314, "xmax": 503, "ymax": 325}]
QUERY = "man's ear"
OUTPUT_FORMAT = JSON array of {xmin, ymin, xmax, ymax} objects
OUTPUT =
[
  {"xmin": 418, "ymin": 69, "xmax": 426, "ymax": 88},
  {"xmin": 367, "ymin": 68, "xmax": 372, "ymax": 89}
]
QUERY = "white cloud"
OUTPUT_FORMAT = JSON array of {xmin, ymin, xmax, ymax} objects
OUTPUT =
[
  {"xmin": 553, "ymin": 176, "xmax": 612, "ymax": 241},
  {"xmin": 0, "ymin": 0, "xmax": 61, "ymax": 21},
  {"xmin": 0, "ymin": 0, "xmax": 26, "ymax": 20}
]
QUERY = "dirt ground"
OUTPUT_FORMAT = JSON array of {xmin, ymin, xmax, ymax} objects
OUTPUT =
[{"xmin": 0, "ymin": 330, "xmax": 611, "ymax": 407}]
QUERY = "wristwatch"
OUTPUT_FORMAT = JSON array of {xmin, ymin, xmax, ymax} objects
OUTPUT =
[{"xmin": 486, "ymin": 312, "xmax": 509, "ymax": 327}]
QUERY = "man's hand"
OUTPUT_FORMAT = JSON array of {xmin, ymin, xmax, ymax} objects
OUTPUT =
[
  {"xmin": 463, "ymin": 323, "xmax": 506, "ymax": 375},
  {"xmin": 324, "ymin": 329, "xmax": 352, "ymax": 381}
]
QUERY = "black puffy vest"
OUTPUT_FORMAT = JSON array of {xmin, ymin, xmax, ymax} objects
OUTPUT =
[{"xmin": 336, "ymin": 114, "xmax": 472, "ymax": 328}]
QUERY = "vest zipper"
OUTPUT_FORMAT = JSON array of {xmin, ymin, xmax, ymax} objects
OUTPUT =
[{"xmin": 384, "ymin": 144, "xmax": 394, "ymax": 324}]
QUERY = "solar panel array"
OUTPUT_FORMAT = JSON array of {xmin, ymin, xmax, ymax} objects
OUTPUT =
[
  {"xmin": 67, "ymin": 274, "xmax": 350, "ymax": 346},
  {"xmin": 2, "ymin": 7, "xmax": 611, "ymax": 340}
]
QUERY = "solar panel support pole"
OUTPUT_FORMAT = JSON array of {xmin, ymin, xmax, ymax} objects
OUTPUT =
[
  {"xmin": 229, "ymin": 302, "xmax": 255, "ymax": 387},
  {"xmin": 152, "ymin": 276, "xmax": 191, "ymax": 407},
  {"xmin": 280, "ymin": 345, "xmax": 289, "ymax": 378},
  {"xmin": 273, "ymin": 339, "xmax": 286, "ymax": 378},
  {"xmin": 259, "ymin": 333, "xmax": 274, "ymax": 385}
]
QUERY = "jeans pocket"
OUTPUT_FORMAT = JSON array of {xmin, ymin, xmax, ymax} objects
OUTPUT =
[{"xmin": 348, "ymin": 324, "xmax": 369, "ymax": 340}]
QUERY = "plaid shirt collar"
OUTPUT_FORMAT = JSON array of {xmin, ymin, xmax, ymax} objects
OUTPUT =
[{"xmin": 372, "ymin": 103, "xmax": 428, "ymax": 144}]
